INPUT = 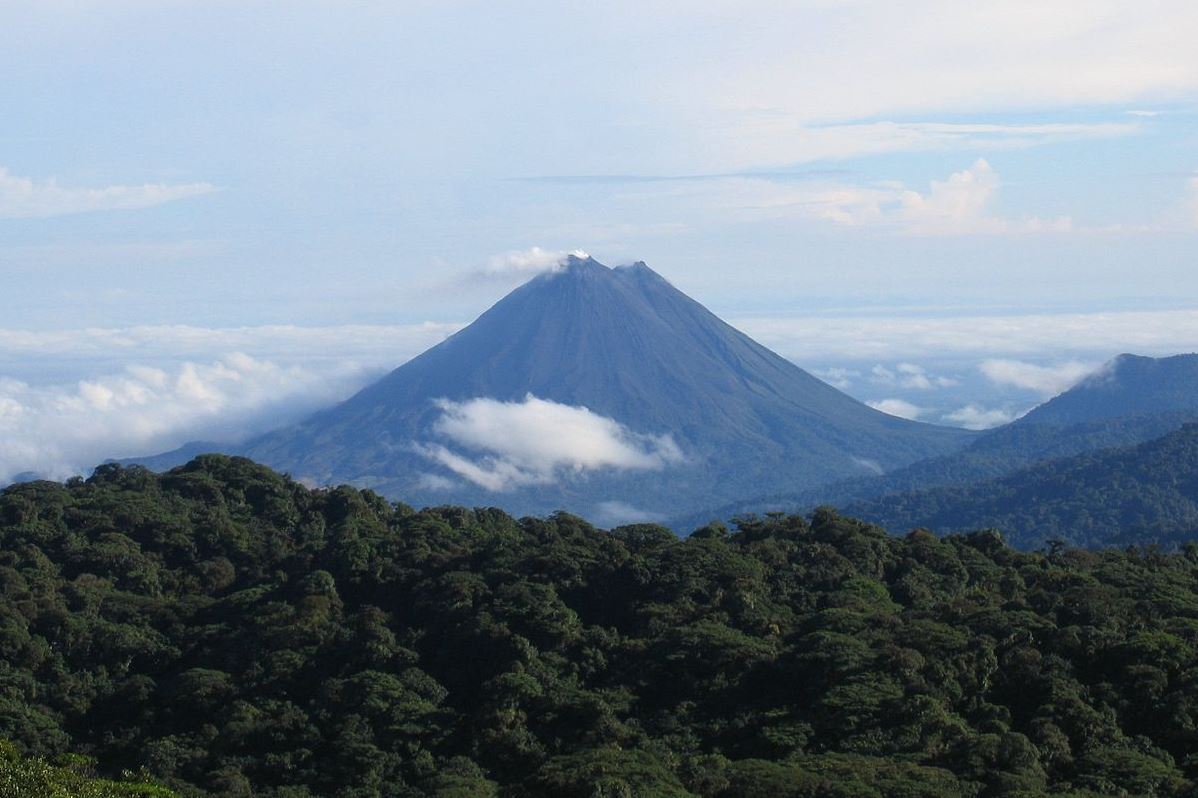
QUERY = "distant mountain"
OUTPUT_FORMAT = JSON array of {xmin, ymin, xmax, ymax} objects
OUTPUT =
[
  {"xmin": 675, "ymin": 353, "xmax": 1198, "ymax": 531},
  {"xmin": 842, "ymin": 422, "xmax": 1198, "ymax": 550},
  {"xmin": 129, "ymin": 255, "xmax": 972, "ymax": 519},
  {"xmin": 1019, "ymin": 353, "xmax": 1198, "ymax": 425}
]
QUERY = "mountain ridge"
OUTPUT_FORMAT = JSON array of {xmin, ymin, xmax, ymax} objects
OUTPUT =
[{"xmin": 673, "ymin": 352, "xmax": 1198, "ymax": 530}]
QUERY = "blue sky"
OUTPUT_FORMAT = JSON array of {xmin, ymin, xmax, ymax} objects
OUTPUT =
[{"xmin": 2, "ymin": 0, "xmax": 1198, "ymax": 479}]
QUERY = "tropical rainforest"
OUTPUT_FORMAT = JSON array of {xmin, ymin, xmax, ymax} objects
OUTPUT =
[{"xmin": 4, "ymin": 455, "xmax": 1198, "ymax": 796}]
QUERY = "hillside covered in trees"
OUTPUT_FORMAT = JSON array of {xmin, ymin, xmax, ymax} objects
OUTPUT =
[
  {"xmin": 5, "ymin": 456, "xmax": 1198, "ymax": 796},
  {"xmin": 845, "ymin": 422, "xmax": 1198, "ymax": 550},
  {"xmin": 672, "ymin": 411, "xmax": 1198, "ymax": 532}
]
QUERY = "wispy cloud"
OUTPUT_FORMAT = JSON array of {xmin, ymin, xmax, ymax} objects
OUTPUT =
[
  {"xmin": 0, "ymin": 167, "xmax": 216, "ymax": 219},
  {"xmin": 705, "ymin": 119, "xmax": 1140, "ymax": 165},
  {"xmin": 671, "ymin": 2, "xmax": 1198, "ymax": 169},
  {"xmin": 483, "ymin": 247, "xmax": 574, "ymax": 276},
  {"xmin": 416, "ymin": 394, "xmax": 684, "ymax": 491},
  {"xmin": 0, "ymin": 322, "xmax": 459, "ymax": 365},
  {"xmin": 979, "ymin": 358, "xmax": 1100, "ymax": 396},
  {"xmin": 662, "ymin": 159, "xmax": 1071, "ymax": 236},
  {"xmin": 870, "ymin": 362, "xmax": 957, "ymax": 390}
]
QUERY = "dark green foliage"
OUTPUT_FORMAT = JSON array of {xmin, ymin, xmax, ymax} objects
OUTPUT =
[
  {"xmin": 846, "ymin": 422, "xmax": 1198, "ymax": 549},
  {"xmin": 5, "ymin": 455, "xmax": 1198, "ymax": 796}
]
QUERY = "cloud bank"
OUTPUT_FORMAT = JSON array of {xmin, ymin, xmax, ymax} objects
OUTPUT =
[
  {"xmin": 0, "ymin": 354, "xmax": 372, "ymax": 484},
  {"xmin": 980, "ymin": 359, "xmax": 1100, "ymax": 396},
  {"xmin": 417, "ymin": 394, "xmax": 684, "ymax": 491},
  {"xmin": 0, "ymin": 167, "xmax": 216, "ymax": 218}
]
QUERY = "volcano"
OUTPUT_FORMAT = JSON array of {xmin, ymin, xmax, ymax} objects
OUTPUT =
[{"xmin": 135, "ymin": 255, "xmax": 974, "ymax": 521}]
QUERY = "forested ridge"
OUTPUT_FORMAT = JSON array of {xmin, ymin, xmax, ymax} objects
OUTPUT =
[
  {"xmin": 845, "ymin": 422, "xmax": 1198, "ymax": 551},
  {"xmin": 671, "ymin": 411, "xmax": 1198, "ymax": 532},
  {"xmin": 5, "ymin": 456, "xmax": 1198, "ymax": 796}
]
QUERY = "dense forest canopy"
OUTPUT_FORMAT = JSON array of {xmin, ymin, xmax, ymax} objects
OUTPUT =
[{"xmin": 3, "ymin": 455, "xmax": 1198, "ymax": 796}]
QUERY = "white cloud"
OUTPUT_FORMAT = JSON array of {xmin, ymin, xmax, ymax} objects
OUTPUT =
[
  {"xmin": 866, "ymin": 398, "xmax": 927, "ymax": 420},
  {"xmin": 0, "ymin": 354, "xmax": 372, "ymax": 484},
  {"xmin": 483, "ymin": 247, "xmax": 593, "ymax": 276},
  {"xmin": 0, "ymin": 167, "xmax": 216, "ymax": 218},
  {"xmin": 897, "ymin": 159, "xmax": 1072, "ymax": 236},
  {"xmin": 417, "ymin": 394, "xmax": 685, "ymax": 491},
  {"xmin": 0, "ymin": 322, "xmax": 464, "ymax": 485},
  {"xmin": 870, "ymin": 362, "xmax": 957, "ymax": 390},
  {"xmin": 979, "ymin": 358, "xmax": 1100, "ymax": 396},
  {"xmin": 942, "ymin": 404, "xmax": 1021, "ymax": 430}
]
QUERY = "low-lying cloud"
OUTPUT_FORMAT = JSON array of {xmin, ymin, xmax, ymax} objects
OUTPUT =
[
  {"xmin": 866, "ymin": 398, "xmax": 927, "ymax": 420},
  {"xmin": 416, "ymin": 394, "xmax": 685, "ymax": 491},
  {"xmin": 0, "ymin": 354, "xmax": 373, "ymax": 484},
  {"xmin": 0, "ymin": 166, "xmax": 216, "ymax": 219},
  {"xmin": 942, "ymin": 404, "xmax": 1021, "ymax": 430},
  {"xmin": 870, "ymin": 362, "xmax": 957, "ymax": 390},
  {"xmin": 980, "ymin": 358, "xmax": 1100, "ymax": 396}
]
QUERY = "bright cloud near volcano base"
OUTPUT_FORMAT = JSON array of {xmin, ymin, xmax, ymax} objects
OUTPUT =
[{"xmin": 415, "ymin": 394, "xmax": 685, "ymax": 492}]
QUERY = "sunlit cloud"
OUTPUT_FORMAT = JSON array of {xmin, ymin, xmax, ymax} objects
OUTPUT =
[{"xmin": 416, "ymin": 394, "xmax": 685, "ymax": 491}]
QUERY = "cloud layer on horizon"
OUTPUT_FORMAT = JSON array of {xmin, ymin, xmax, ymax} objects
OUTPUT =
[
  {"xmin": 0, "ymin": 305, "xmax": 1192, "ymax": 483},
  {"xmin": 0, "ymin": 354, "xmax": 372, "ymax": 484}
]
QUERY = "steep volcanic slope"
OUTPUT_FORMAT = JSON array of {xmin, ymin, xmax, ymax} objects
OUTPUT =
[{"xmin": 134, "ymin": 255, "xmax": 974, "ymax": 518}]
